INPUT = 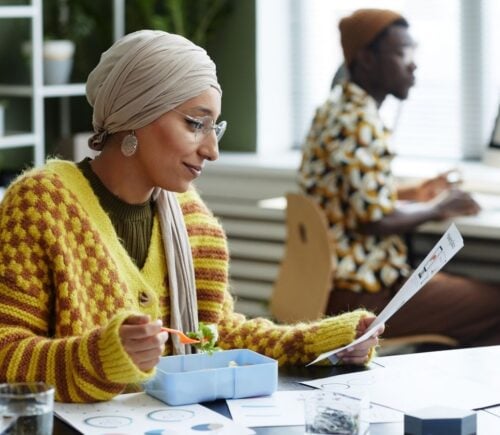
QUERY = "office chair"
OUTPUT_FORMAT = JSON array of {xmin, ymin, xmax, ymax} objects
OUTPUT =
[{"xmin": 270, "ymin": 193, "xmax": 458, "ymax": 352}]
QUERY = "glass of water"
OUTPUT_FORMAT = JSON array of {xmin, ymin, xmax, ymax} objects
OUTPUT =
[{"xmin": 0, "ymin": 382, "xmax": 54, "ymax": 435}]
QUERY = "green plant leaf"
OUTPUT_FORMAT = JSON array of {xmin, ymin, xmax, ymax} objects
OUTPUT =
[{"xmin": 187, "ymin": 322, "xmax": 220, "ymax": 355}]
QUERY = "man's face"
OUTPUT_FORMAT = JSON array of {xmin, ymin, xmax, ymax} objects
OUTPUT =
[{"xmin": 371, "ymin": 25, "xmax": 417, "ymax": 100}]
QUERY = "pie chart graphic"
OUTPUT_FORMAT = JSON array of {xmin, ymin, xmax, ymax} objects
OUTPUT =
[
  {"xmin": 84, "ymin": 415, "xmax": 133, "ymax": 428},
  {"xmin": 144, "ymin": 430, "xmax": 178, "ymax": 435},
  {"xmin": 191, "ymin": 423, "xmax": 225, "ymax": 431}
]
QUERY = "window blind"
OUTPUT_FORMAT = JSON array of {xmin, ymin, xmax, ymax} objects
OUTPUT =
[{"xmin": 261, "ymin": 0, "xmax": 500, "ymax": 160}]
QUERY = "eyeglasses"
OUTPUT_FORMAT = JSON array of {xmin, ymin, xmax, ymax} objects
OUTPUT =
[
  {"xmin": 375, "ymin": 44, "xmax": 417, "ymax": 66},
  {"xmin": 173, "ymin": 110, "xmax": 227, "ymax": 142}
]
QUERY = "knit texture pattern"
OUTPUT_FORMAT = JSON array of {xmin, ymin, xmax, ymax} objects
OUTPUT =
[{"xmin": 0, "ymin": 159, "xmax": 372, "ymax": 403}]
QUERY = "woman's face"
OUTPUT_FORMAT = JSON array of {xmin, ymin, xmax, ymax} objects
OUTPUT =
[{"xmin": 135, "ymin": 87, "xmax": 222, "ymax": 193}]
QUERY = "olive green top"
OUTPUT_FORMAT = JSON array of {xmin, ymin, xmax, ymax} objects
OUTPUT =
[{"xmin": 78, "ymin": 158, "xmax": 154, "ymax": 268}]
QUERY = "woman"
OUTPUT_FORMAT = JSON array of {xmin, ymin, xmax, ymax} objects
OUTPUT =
[{"xmin": 0, "ymin": 30, "xmax": 382, "ymax": 403}]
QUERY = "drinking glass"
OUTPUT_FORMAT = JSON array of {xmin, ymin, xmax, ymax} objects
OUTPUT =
[{"xmin": 0, "ymin": 382, "xmax": 54, "ymax": 435}]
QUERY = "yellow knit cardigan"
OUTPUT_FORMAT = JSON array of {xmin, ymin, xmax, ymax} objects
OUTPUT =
[{"xmin": 0, "ymin": 160, "xmax": 372, "ymax": 402}]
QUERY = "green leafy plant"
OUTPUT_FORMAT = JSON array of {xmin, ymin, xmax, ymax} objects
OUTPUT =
[
  {"xmin": 43, "ymin": 0, "xmax": 93, "ymax": 41},
  {"xmin": 187, "ymin": 322, "xmax": 220, "ymax": 354},
  {"xmin": 126, "ymin": 0, "xmax": 232, "ymax": 48}
]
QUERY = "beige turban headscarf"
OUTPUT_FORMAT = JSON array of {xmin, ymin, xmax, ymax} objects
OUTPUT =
[
  {"xmin": 86, "ymin": 30, "xmax": 222, "ymax": 355},
  {"xmin": 86, "ymin": 29, "xmax": 221, "ymax": 149}
]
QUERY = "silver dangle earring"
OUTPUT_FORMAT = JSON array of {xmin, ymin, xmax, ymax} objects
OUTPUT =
[{"xmin": 121, "ymin": 131, "xmax": 138, "ymax": 157}]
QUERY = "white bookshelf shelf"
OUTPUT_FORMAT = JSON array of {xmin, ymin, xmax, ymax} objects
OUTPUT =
[
  {"xmin": 0, "ymin": 0, "xmax": 43, "ymax": 165},
  {"xmin": 0, "ymin": 5, "xmax": 35, "ymax": 18},
  {"xmin": 0, "ymin": 83, "xmax": 86, "ymax": 98},
  {"xmin": 42, "ymin": 83, "xmax": 86, "ymax": 97},
  {"xmin": 0, "ymin": 133, "xmax": 37, "ymax": 148}
]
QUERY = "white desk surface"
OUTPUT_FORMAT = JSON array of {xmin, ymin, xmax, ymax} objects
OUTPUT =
[
  {"xmin": 372, "ymin": 346, "xmax": 500, "ymax": 434},
  {"xmin": 295, "ymin": 346, "xmax": 500, "ymax": 435},
  {"xmin": 418, "ymin": 192, "xmax": 500, "ymax": 239},
  {"xmin": 259, "ymin": 192, "xmax": 500, "ymax": 240}
]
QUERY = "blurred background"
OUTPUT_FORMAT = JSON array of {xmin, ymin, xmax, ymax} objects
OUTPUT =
[
  {"xmin": 0, "ymin": 0, "xmax": 499, "ymax": 173},
  {"xmin": 1, "ymin": 0, "xmax": 499, "ymax": 317}
]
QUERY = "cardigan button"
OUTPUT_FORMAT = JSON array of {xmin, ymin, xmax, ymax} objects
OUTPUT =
[{"xmin": 139, "ymin": 291, "xmax": 152, "ymax": 306}]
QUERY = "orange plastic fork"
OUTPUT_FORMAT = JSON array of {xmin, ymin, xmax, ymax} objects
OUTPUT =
[{"xmin": 161, "ymin": 327, "xmax": 200, "ymax": 344}]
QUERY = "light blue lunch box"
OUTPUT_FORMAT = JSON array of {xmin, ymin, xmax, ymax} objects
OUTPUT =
[{"xmin": 144, "ymin": 349, "xmax": 278, "ymax": 406}]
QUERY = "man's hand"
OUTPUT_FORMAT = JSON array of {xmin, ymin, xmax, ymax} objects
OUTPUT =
[
  {"xmin": 431, "ymin": 188, "xmax": 481, "ymax": 220},
  {"xmin": 336, "ymin": 316, "xmax": 384, "ymax": 365},
  {"xmin": 119, "ymin": 314, "xmax": 169, "ymax": 372},
  {"xmin": 416, "ymin": 169, "xmax": 462, "ymax": 202}
]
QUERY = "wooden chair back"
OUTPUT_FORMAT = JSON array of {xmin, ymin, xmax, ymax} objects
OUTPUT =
[{"xmin": 270, "ymin": 193, "xmax": 333, "ymax": 323}]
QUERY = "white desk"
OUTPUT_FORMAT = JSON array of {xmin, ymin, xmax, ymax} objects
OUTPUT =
[
  {"xmin": 372, "ymin": 346, "xmax": 500, "ymax": 434},
  {"xmin": 259, "ymin": 192, "xmax": 500, "ymax": 240},
  {"xmin": 419, "ymin": 192, "xmax": 500, "ymax": 240},
  {"xmin": 275, "ymin": 346, "xmax": 500, "ymax": 435}
]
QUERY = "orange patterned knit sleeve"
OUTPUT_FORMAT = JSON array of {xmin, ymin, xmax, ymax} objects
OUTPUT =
[{"xmin": 217, "ymin": 291, "xmax": 374, "ymax": 366}]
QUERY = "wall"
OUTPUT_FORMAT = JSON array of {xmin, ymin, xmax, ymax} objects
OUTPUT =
[
  {"xmin": 195, "ymin": 164, "xmax": 296, "ymax": 317},
  {"xmin": 207, "ymin": 0, "xmax": 257, "ymax": 153}
]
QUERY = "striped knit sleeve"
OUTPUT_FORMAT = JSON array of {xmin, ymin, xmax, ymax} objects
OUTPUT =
[
  {"xmin": 0, "ymin": 310, "xmax": 153, "ymax": 403},
  {"xmin": 0, "ymin": 173, "xmax": 153, "ymax": 402},
  {"xmin": 217, "ymin": 291, "xmax": 375, "ymax": 366}
]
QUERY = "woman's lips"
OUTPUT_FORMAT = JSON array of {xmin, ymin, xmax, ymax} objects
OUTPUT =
[{"xmin": 184, "ymin": 163, "xmax": 202, "ymax": 177}]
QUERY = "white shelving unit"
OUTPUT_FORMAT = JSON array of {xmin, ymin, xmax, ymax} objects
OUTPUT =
[
  {"xmin": 0, "ymin": 0, "xmax": 125, "ymax": 167},
  {"xmin": 0, "ymin": 1, "xmax": 42, "ymax": 164}
]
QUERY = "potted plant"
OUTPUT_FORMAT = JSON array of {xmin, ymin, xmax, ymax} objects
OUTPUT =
[
  {"xmin": 21, "ymin": 0, "xmax": 81, "ymax": 85},
  {"xmin": 43, "ymin": 0, "xmax": 114, "ymax": 84},
  {"xmin": 41, "ymin": 0, "xmax": 79, "ymax": 85},
  {"xmin": 42, "ymin": 40, "xmax": 75, "ymax": 86},
  {"xmin": 43, "ymin": 0, "xmax": 110, "ymax": 85}
]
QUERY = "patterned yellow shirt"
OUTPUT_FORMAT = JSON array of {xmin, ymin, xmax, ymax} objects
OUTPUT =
[
  {"xmin": 299, "ymin": 82, "xmax": 410, "ymax": 293},
  {"xmin": 0, "ymin": 159, "xmax": 374, "ymax": 402}
]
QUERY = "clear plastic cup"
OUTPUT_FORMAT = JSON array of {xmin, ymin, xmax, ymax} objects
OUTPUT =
[{"xmin": 0, "ymin": 382, "xmax": 54, "ymax": 435}]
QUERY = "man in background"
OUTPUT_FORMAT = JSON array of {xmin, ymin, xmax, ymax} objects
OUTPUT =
[{"xmin": 299, "ymin": 8, "xmax": 500, "ymax": 346}]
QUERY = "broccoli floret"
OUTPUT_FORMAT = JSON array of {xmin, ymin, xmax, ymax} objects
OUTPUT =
[{"xmin": 187, "ymin": 322, "xmax": 220, "ymax": 355}]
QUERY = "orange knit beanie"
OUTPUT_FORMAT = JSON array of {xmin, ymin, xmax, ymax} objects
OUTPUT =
[{"xmin": 339, "ymin": 9, "xmax": 405, "ymax": 66}]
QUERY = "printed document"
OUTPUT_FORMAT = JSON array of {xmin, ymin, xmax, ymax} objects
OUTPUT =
[{"xmin": 308, "ymin": 223, "xmax": 464, "ymax": 366}]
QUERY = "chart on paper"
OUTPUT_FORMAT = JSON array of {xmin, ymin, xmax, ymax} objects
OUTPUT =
[{"xmin": 55, "ymin": 392, "xmax": 254, "ymax": 435}]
